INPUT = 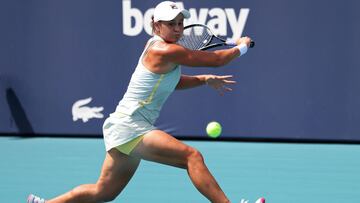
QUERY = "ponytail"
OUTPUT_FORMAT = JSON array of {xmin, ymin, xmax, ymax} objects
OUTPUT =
[{"xmin": 151, "ymin": 15, "xmax": 159, "ymax": 35}]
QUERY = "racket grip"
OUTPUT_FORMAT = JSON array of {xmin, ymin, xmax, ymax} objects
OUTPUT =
[
  {"xmin": 250, "ymin": 41, "xmax": 255, "ymax": 48},
  {"xmin": 225, "ymin": 39, "xmax": 237, "ymax": 46},
  {"xmin": 226, "ymin": 39, "xmax": 255, "ymax": 48}
]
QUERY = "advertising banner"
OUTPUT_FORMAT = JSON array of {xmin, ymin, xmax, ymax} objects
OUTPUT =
[{"xmin": 1, "ymin": 0, "xmax": 360, "ymax": 141}]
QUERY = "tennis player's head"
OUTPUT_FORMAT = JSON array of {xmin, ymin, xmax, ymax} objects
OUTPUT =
[{"xmin": 151, "ymin": 1, "xmax": 191, "ymax": 43}]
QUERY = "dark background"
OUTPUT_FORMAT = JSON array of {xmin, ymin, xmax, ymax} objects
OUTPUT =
[{"xmin": 1, "ymin": 0, "xmax": 359, "ymax": 142}]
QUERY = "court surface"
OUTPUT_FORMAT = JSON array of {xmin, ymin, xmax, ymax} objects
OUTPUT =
[{"xmin": 1, "ymin": 136, "xmax": 359, "ymax": 203}]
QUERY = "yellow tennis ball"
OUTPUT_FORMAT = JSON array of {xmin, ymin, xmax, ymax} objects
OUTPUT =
[{"xmin": 206, "ymin": 121, "xmax": 222, "ymax": 138}]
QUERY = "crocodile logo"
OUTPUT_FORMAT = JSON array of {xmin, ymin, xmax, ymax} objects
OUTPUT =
[{"xmin": 72, "ymin": 97, "xmax": 104, "ymax": 123}]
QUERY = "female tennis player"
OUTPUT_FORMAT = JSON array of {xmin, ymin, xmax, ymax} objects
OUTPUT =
[{"xmin": 28, "ymin": 1, "xmax": 264, "ymax": 203}]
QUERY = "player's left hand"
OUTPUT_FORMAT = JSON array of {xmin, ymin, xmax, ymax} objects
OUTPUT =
[{"xmin": 205, "ymin": 75, "xmax": 236, "ymax": 95}]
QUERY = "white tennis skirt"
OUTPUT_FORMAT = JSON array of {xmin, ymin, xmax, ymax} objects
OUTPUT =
[{"xmin": 102, "ymin": 111, "xmax": 156, "ymax": 151}]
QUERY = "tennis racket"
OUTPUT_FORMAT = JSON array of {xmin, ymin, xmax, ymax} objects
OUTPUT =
[{"xmin": 178, "ymin": 24, "xmax": 255, "ymax": 50}]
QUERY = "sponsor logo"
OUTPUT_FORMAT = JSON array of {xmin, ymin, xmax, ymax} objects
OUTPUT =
[
  {"xmin": 170, "ymin": 4, "xmax": 178, "ymax": 9},
  {"xmin": 122, "ymin": 0, "xmax": 250, "ymax": 40},
  {"xmin": 72, "ymin": 97, "xmax": 104, "ymax": 123}
]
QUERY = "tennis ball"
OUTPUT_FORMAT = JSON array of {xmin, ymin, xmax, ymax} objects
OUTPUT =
[{"xmin": 206, "ymin": 121, "xmax": 222, "ymax": 138}]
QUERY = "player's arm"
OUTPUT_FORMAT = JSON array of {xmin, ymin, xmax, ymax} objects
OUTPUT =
[
  {"xmin": 175, "ymin": 74, "xmax": 206, "ymax": 90},
  {"xmin": 176, "ymin": 74, "xmax": 236, "ymax": 94},
  {"xmin": 160, "ymin": 43, "xmax": 241, "ymax": 67}
]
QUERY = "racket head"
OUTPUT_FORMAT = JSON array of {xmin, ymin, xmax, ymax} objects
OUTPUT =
[
  {"xmin": 178, "ymin": 24, "xmax": 255, "ymax": 50},
  {"xmin": 178, "ymin": 24, "xmax": 216, "ymax": 50}
]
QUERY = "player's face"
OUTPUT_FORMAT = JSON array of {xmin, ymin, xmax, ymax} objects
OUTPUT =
[{"xmin": 158, "ymin": 14, "xmax": 184, "ymax": 43}]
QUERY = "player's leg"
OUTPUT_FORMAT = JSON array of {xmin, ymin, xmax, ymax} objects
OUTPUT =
[
  {"xmin": 131, "ymin": 129, "xmax": 230, "ymax": 203},
  {"xmin": 45, "ymin": 149, "xmax": 140, "ymax": 203}
]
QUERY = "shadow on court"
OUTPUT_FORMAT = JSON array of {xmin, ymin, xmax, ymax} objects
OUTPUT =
[{"xmin": 6, "ymin": 88, "xmax": 34, "ymax": 135}]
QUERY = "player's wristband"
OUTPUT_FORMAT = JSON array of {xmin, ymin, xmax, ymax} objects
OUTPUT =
[{"xmin": 236, "ymin": 43, "xmax": 248, "ymax": 56}]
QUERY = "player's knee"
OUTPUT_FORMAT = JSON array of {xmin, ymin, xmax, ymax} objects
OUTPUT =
[
  {"xmin": 101, "ymin": 194, "xmax": 117, "ymax": 202},
  {"xmin": 187, "ymin": 147, "xmax": 204, "ymax": 164},
  {"xmin": 95, "ymin": 184, "xmax": 119, "ymax": 202}
]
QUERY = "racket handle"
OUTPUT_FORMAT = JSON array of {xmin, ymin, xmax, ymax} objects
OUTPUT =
[
  {"xmin": 250, "ymin": 41, "xmax": 255, "ymax": 48},
  {"xmin": 225, "ymin": 39, "xmax": 237, "ymax": 46},
  {"xmin": 225, "ymin": 39, "xmax": 255, "ymax": 48}
]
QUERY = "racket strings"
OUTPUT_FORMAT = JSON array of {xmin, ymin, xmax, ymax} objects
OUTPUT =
[{"xmin": 178, "ymin": 26, "xmax": 213, "ymax": 50}]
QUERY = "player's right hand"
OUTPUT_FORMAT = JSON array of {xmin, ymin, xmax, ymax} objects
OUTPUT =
[{"xmin": 236, "ymin": 37, "xmax": 252, "ymax": 47}]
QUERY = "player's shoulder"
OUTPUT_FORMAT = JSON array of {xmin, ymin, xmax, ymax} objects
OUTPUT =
[{"xmin": 150, "ymin": 41, "xmax": 184, "ymax": 55}]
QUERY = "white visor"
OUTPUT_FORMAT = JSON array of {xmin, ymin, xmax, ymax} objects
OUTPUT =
[{"xmin": 153, "ymin": 1, "xmax": 191, "ymax": 22}]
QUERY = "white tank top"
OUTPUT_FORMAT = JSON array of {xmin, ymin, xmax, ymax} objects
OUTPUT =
[{"xmin": 112, "ymin": 36, "xmax": 181, "ymax": 124}]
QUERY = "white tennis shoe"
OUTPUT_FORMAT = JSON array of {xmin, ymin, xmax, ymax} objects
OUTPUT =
[
  {"xmin": 240, "ymin": 199, "xmax": 249, "ymax": 203},
  {"xmin": 27, "ymin": 194, "xmax": 45, "ymax": 203},
  {"xmin": 241, "ymin": 197, "xmax": 266, "ymax": 203},
  {"xmin": 255, "ymin": 197, "xmax": 266, "ymax": 203}
]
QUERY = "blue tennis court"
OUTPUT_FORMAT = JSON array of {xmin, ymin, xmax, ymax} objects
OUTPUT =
[
  {"xmin": 2, "ymin": 1, "xmax": 360, "ymax": 203},
  {"xmin": 1, "ymin": 136, "xmax": 359, "ymax": 203}
]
